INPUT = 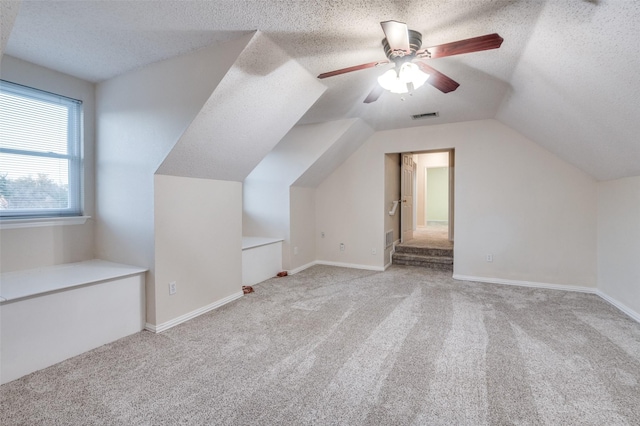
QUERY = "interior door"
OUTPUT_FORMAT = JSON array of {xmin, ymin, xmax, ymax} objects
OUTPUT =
[{"xmin": 401, "ymin": 153, "xmax": 415, "ymax": 242}]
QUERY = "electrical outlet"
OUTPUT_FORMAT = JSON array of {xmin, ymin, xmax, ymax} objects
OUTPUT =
[
  {"xmin": 486, "ymin": 254, "xmax": 493, "ymax": 262},
  {"xmin": 169, "ymin": 281, "xmax": 177, "ymax": 295},
  {"xmin": 371, "ymin": 248, "xmax": 377, "ymax": 255},
  {"xmin": 294, "ymin": 246, "xmax": 299, "ymax": 255},
  {"xmin": 340, "ymin": 243, "xmax": 345, "ymax": 251}
]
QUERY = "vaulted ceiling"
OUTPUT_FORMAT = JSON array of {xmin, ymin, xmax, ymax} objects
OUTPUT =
[{"xmin": 2, "ymin": 0, "xmax": 639, "ymax": 181}]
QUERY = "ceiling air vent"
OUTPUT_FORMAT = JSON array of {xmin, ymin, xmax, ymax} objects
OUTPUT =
[{"xmin": 411, "ymin": 112, "xmax": 439, "ymax": 120}]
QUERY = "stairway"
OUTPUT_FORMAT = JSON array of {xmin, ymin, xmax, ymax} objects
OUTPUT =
[{"xmin": 392, "ymin": 245, "xmax": 453, "ymax": 271}]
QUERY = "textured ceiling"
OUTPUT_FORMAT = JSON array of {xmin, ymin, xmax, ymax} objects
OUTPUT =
[
  {"xmin": 496, "ymin": 0, "xmax": 640, "ymax": 181},
  {"xmin": 0, "ymin": 0, "xmax": 20, "ymax": 60},
  {"xmin": 3, "ymin": 0, "xmax": 640, "ymax": 180}
]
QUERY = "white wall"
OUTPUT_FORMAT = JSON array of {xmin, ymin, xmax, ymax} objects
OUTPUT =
[
  {"xmin": 316, "ymin": 136, "xmax": 385, "ymax": 269},
  {"xmin": 289, "ymin": 186, "xmax": 316, "ymax": 271},
  {"xmin": 0, "ymin": 56, "xmax": 95, "ymax": 272},
  {"xmin": 95, "ymin": 36, "xmax": 251, "ymax": 325},
  {"xmin": 316, "ymin": 119, "xmax": 598, "ymax": 287},
  {"xmin": 243, "ymin": 179, "xmax": 291, "ymax": 264},
  {"xmin": 597, "ymin": 176, "xmax": 640, "ymax": 318},
  {"xmin": 154, "ymin": 175, "xmax": 242, "ymax": 326}
]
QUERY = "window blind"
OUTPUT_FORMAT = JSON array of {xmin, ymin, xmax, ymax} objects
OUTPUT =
[{"xmin": 0, "ymin": 80, "xmax": 83, "ymax": 218}]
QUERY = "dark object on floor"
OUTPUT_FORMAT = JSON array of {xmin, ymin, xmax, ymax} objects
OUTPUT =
[
  {"xmin": 276, "ymin": 271, "xmax": 288, "ymax": 277},
  {"xmin": 242, "ymin": 286, "xmax": 254, "ymax": 294}
]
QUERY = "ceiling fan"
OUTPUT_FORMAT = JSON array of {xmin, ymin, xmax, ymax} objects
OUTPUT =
[{"xmin": 317, "ymin": 20, "xmax": 503, "ymax": 103}]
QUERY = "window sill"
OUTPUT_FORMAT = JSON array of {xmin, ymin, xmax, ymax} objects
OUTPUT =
[{"xmin": 0, "ymin": 216, "xmax": 90, "ymax": 230}]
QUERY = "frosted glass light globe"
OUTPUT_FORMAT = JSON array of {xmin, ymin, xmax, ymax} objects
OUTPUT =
[{"xmin": 377, "ymin": 63, "xmax": 430, "ymax": 94}]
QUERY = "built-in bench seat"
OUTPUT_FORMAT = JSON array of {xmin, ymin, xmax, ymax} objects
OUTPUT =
[
  {"xmin": 242, "ymin": 237, "xmax": 283, "ymax": 286},
  {"xmin": 0, "ymin": 260, "xmax": 147, "ymax": 384}
]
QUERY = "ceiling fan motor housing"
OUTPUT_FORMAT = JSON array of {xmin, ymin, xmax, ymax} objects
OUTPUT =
[{"xmin": 382, "ymin": 29, "xmax": 422, "ymax": 63}]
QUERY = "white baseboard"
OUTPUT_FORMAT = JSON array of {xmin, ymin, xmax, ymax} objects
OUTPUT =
[
  {"xmin": 289, "ymin": 260, "xmax": 386, "ymax": 274},
  {"xmin": 288, "ymin": 261, "xmax": 317, "ymax": 275},
  {"xmin": 596, "ymin": 290, "xmax": 640, "ymax": 324},
  {"xmin": 145, "ymin": 291, "xmax": 243, "ymax": 333},
  {"xmin": 453, "ymin": 274, "xmax": 639, "ymax": 324},
  {"xmin": 315, "ymin": 260, "xmax": 385, "ymax": 272},
  {"xmin": 452, "ymin": 274, "xmax": 597, "ymax": 294}
]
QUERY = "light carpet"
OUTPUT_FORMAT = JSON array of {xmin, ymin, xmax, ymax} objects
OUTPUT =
[
  {"xmin": 2, "ymin": 265, "xmax": 639, "ymax": 425},
  {"xmin": 402, "ymin": 224, "xmax": 453, "ymax": 250}
]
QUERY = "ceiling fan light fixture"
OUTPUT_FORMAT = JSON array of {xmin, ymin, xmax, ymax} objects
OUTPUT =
[
  {"xmin": 377, "ymin": 62, "xmax": 429, "ymax": 94},
  {"xmin": 400, "ymin": 62, "xmax": 429, "ymax": 89},
  {"xmin": 377, "ymin": 68, "xmax": 406, "ymax": 94}
]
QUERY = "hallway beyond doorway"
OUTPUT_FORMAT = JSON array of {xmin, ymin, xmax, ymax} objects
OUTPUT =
[{"xmin": 401, "ymin": 223, "xmax": 453, "ymax": 250}]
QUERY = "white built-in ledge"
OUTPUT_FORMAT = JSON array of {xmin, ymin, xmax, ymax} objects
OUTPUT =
[
  {"xmin": 242, "ymin": 237, "xmax": 284, "ymax": 286},
  {"xmin": 0, "ymin": 259, "xmax": 147, "ymax": 303},
  {"xmin": 0, "ymin": 215, "xmax": 90, "ymax": 230},
  {"xmin": 1, "ymin": 259, "xmax": 147, "ymax": 384}
]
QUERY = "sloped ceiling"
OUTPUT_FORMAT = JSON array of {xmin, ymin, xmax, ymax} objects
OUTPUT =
[
  {"xmin": 157, "ymin": 31, "xmax": 325, "ymax": 181},
  {"xmin": 496, "ymin": 0, "xmax": 640, "ymax": 181},
  {"xmin": 3, "ymin": 0, "xmax": 640, "ymax": 181},
  {"xmin": 294, "ymin": 119, "xmax": 375, "ymax": 188}
]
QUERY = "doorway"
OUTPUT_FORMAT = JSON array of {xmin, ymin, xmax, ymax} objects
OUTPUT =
[{"xmin": 400, "ymin": 149, "xmax": 454, "ymax": 249}]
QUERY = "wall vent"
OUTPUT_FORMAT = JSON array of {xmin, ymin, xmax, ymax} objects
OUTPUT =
[
  {"xmin": 385, "ymin": 230, "xmax": 394, "ymax": 248},
  {"xmin": 411, "ymin": 111, "xmax": 439, "ymax": 120}
]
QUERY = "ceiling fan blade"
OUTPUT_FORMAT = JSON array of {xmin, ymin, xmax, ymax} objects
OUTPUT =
[
  {"xmin": 380, "ymin": 20, "xmax": 410, "ymax": 54},
  {"xmin": 363, "ymin": 85, "xmax": 384, "ymax": 104},
  {"xmin": 419, "ymin": 33, "xmax": 504, "ymax": 59},
  {"xmin": 317, "ymin": 60, "xmax": 389, "ymax": 79},
  {"xmin": 415, "ymin": 61, "xmax": 460, "ymax": 93}
]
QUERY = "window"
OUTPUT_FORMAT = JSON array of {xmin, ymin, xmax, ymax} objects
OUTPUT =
[{"xmin": 0, "ymin": 80, "xmax": 83, "ymax": 219}]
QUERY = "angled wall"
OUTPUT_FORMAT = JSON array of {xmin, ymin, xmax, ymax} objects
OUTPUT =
[
  {"xmin": 96, "ymin": 35, "xmax": 252, "ymax": 326},
  {"xmin": 98, "ymin": 30, "xmax": 324, "ymax": 328},
  {"xmin": 243, "ymin": 119, "xmax": 356, "ymax": 241},
  {"xmin": 243, "ymin": 118, "xmax": 372, "ymax": 271},
  {"xmin": 157, "ymin": 31, "xmax": 325, "ymax": 181},
  {"xmin": 150, "ymin": 32, "xmax": 324, "ymax": 327},
  {"xmin": 293, "ymin": 119, "xmax": 374, "ymax": 188}
]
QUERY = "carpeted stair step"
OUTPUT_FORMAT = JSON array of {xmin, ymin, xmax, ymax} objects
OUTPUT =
[
  {"xmin": 394, "ymin": 245, "xmax": 453, "ymax": 257},
  {"xmin": 392, "ymin": 252, "xmax": 454, "ymax": 271}
]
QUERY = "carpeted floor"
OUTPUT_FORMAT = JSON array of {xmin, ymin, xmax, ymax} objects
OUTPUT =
[
  {"xmin": 2, "ymin": 265, "xmax": 639, "ymax": 425},
  {"xmin": 401, "ymin": 224, "xmax": 453, "ymax": 250}
]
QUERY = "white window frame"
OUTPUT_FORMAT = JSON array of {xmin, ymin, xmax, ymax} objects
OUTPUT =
[{"xmin": 0, "ymin": 80, "xmax": 83, "ymax": 220}]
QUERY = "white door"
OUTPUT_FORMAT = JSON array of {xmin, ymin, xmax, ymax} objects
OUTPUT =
[{"xmin": 401, "ymin": 154, "xmax": 415, "ymax": 242}]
